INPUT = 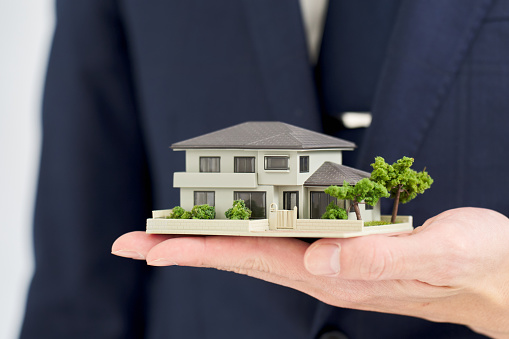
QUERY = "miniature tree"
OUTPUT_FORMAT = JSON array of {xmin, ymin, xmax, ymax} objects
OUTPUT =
[
  {"xmin": 370, "ymin": 156, "xmax": 433, "ymax": 224},
  {"xmin": 321, "ymin": 202, "xmax": 348, "ymax": 220},
  {"xmin": 225, "ymin": 200, "xmax": 252, "ymax": 220},
  {"xmin": 324, "ymin": 178, "xmax": 389, "ymax": 220},
  {"xmin": 191, "ymin": 204, "xmax": 216, "ymax": 219}
]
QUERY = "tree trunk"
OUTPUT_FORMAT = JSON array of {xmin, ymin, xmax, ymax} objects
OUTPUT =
[
  {"xmin": 391, "ymin": 185, "xmax": 402, "ymax": 224},
  {"xmin": 353, "ymin": 202, "xmax": 362, "ymax": 220}
]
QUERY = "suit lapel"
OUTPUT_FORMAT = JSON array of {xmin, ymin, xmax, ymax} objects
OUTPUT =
[
  {"xmin": 240, "ymin": 0, "xmax": 323, "ymax": 131},
  {"xmin": 358, "ymin": 0, "xmax": 494, "ymax": 167}
]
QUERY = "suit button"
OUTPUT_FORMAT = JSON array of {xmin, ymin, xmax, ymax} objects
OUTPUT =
[
  {"xmin": 318, "ymin": 330, "xmax": 349, "ymax": 339},
  {"xmin": 337, "ymin": 111, "xmax": 372, "ymax": 129}
]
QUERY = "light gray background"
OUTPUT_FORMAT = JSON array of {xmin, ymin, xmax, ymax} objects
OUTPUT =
[{"xmin": 0, "ymin": 1, "xmax": 54, "ymax": 338}]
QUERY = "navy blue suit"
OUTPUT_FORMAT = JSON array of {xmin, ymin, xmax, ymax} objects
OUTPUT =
[{"xmin": 21, "ymin": 1, "xmax": 509, "ymax": 338}]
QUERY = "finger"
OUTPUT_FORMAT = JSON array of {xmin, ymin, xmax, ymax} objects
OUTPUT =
[
  {"xmin": 143, "ymin": 236, "xmax": 379, "ymax": 303},
  {"xmin": 114, "ymin": 234, "xmax": 342, "ymax": 302},
  {"xmin": 146, "ymin": 236, "xmax": 313, "ymax": 281},
  {"xmin": 111, "ymin": 231, "xmax": 174, "ymax": 259},
  {"xmin": 304, "ymin": 233, "xmax": 449, "ymax": 284},
  {"xmin": 143, "ymin": 235, "xmax": 456, "ymax": 317}
]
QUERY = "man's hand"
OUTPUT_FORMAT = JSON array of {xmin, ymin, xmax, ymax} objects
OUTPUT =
[{"xmin": 112, "ymin": 207, "xmax": 509, "ymax": 338}]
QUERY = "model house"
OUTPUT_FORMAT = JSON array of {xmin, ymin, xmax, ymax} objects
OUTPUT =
[{"xmin": 171, "ymin": 121, "xmax": 381, "ymax": 221}]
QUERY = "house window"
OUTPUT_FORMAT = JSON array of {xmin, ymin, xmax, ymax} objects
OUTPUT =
[
  {"xmin": 194, "ymin": 191, "xmax": 215, "ymax": 206},
  {"xmin": 264, "ymin": 156, "xmax": 289, "ymax": 170},
  {"xmin": 234, "ymin": 191, "xmax": 266, "ymax": 218},
  {"xmin": 310, "ymin": 192, "xmax": 339, "ymax": 219},
  {"xmin": 299, "ymin": 156, "xmax": 309, "ymax": 173},
  {"xmin": 234, "ymin": 157, "xmax": 255, "ymax": 173},
  {"xmin": 365, "ymin": 204, "xmax": 374, "ymax": 210},
  {"xmin": 200, "ymin": 157, "xmax": 220, "ymax": 172}
]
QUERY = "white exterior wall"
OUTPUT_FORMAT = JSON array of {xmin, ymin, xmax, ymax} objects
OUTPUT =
[
  {"xmin": 175, "ymin": 149, "xmax": 344, "ymax": 186},
  {"xmin": 174, "ymin": 148, "xmax": 347, "ymax": 220},
  {"xmin": 296, "ymin": 150, "xmax": 343, "ymax": 185},
  {"xmin": 180, "ymin": 185, "xmax": 275, "ymax": 220},
  {"xmin": 257, "ymin": 149, "xmax": 344, "ymax": 186},
  {"xmin": 183, "ymin": 149, "xmax": 259, "ymax": 173},
  {"xmin": 256, "ymin": 150, "xmax": 297, "ymax": 185},
  {"xmin": 346, "ymin": 202, "xmax": 381, "ymax": 221}
]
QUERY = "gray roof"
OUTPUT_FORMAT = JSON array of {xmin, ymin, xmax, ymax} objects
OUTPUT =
[
  {"xmin": 304, "ymin": 162, "xmax": 370, "ymax": 186},
  {"xmin": 171, "ymin": 122, "xmax": 356, "ymax": 150}
]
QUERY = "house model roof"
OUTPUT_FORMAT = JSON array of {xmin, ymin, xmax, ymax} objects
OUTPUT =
[
  {"xmin": 171, "ymin": 122, "xmax": 356, "ymax": 150},
  {"xmin": 305, "ymin": 161, "xmax": 370, "ymax": 186}
]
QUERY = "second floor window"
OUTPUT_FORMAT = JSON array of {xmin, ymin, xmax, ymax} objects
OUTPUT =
[
  {"xmin": 200, "ymin": 157, "xmax": 220, "ymax": 172},
  {"xmin": 264, "ymin": 156, "xmax": 289, "ymax": 170},
  {"xmin": 300, "ymin": 156, "xmax": 309, "ymax": 173},
  {"xmin": 234, "ymin": 157, "xmax": 255, "ymax": 173}
]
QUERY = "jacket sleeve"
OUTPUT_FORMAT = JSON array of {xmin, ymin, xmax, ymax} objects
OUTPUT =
[{"xmin": 20, "ymin": 1, "xmax": 152, "ymax": 337}]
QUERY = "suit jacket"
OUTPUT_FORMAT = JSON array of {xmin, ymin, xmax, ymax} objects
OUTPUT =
[{"xmin": 21, "ymin": 0, "xmax": 508, "ymax": 338}]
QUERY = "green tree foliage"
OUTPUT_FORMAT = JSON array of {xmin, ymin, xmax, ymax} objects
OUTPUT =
[
  {"xmin": 370, "ymin": 156, "xmax": 433, "ymax": 223},
  {"xmin": 191, "ymin": 204, "xmax": 216, "ymax": 219},
  {"xmin": 225, "ymin": 199, "xmax": 252, "ymax": 220},
  {"xmin": 321, "ymin": 202, "xmax": 348, "ymax": 220},
  {"xmin": 168, "ymin": 206, "xmax": 192, "ymax": 219},
  {"xmin": 324, "ymin": 178, "xmax": 389, "ymax": 220}
]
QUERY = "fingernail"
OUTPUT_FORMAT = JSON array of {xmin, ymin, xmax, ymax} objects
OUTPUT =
[
  {"xmin": 112, "ymin": 250, "xmax": 145, "ymax": 260},
  {"xmin": 147, "ymin": 259, "xmax": 179, "ymax": 267},
  {"xmin": 305, "ymin": 243, "xmax": 341, "ymax": 276}
]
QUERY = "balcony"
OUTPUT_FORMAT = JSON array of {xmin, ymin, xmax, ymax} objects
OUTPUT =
[{"xmin": 173, "ymin": 172, "xmax": 258, "ymax": 188}]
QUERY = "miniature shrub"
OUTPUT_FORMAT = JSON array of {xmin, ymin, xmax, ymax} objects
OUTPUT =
[
  {"xmin": 225, "ymin": 200, "xmax": 252, "ymax": 220},
  {"xmin": 191, "ymin": 204, "xmax": 216, "ymax": 219},
  {"xmin": 181, "ymin": 211, "xmax": 193, "ymax": 219},
  {"xmin": 168, "ymin": 206, "xmax": 191, "ymax": 219},
  {"xmin": 321, "ymin": 202, "xmax": 347, "ymax": 220}
]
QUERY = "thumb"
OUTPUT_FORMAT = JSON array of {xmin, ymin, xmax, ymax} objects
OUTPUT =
[{"xmin": 304, "ymin": 233, "xmax": 439, "ymax": 281}]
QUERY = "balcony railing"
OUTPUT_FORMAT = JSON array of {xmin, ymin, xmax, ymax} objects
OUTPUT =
[{"xmin": 173, "ymin": 172, "xmax": 257, "ymax": 188}]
